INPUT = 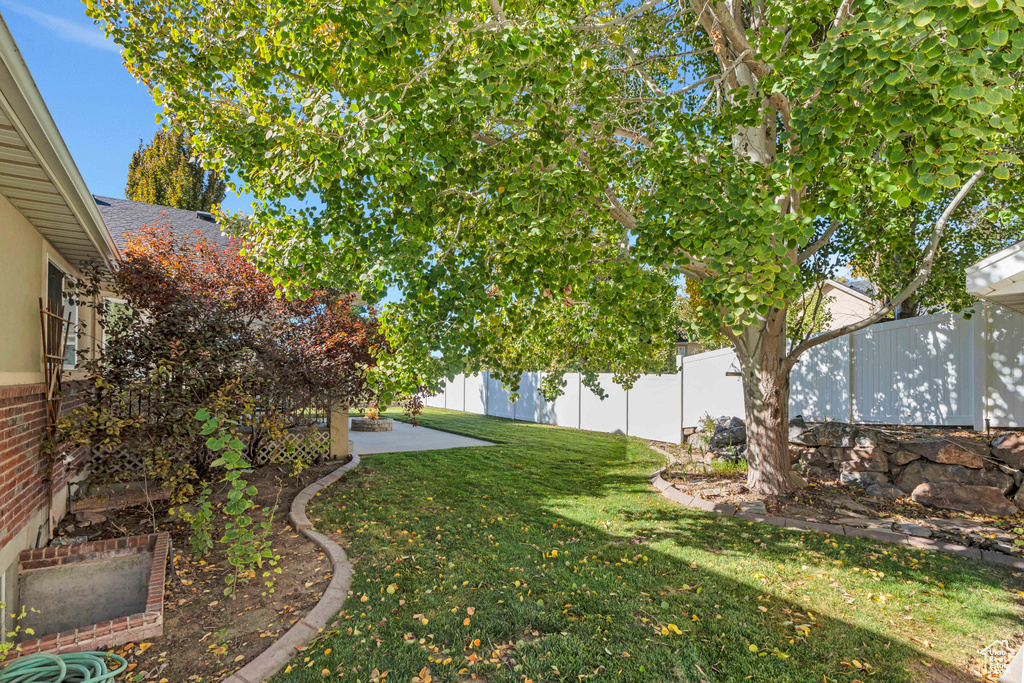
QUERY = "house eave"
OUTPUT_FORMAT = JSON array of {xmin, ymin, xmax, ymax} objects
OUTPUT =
[
  {"xmin": 966, "ymin": 239, "xmax": 1024, "ymax": 314},
  {"xmin": 0, "ymin": 15, "xmax": 118, "ymax": 270}
]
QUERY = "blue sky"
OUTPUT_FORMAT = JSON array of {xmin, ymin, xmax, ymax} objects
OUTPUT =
[
  {"xmin": 1, "ymin": 0, "xmax": 254, "ymax": 213},
  {"xmin": 3, "ymin": 1, "xmax": 405, "ymax": 303}
]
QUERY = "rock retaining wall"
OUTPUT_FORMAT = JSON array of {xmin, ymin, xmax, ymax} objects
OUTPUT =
[{"xmin": 688, "ymin": 418, "xmax": 1024, "ymax": 517}]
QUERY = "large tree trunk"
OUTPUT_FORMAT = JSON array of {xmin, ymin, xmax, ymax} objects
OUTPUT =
[
  {"xmin": 897, "ymin": 296, "xmax": 919, "ymax": 319},
  {"xmin": 735, "ymin": 314, "xmax": 794, "ymax": 496}
]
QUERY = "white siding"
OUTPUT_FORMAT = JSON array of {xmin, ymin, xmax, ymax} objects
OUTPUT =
[
  {"xmin": 424, "ymin": 387, "xmax": 446, "ymax": 409},
  {"xmin": 464, "ymin": 373, "xmax": 487, "ymax": 414},
  {"xmin": 681, "ymin": 348, "xmax": 744, "ymax": 428},
  {"xmin": 579, "ymin": 374, "xmax": 628, "ymax": 435},
  {"xmin": 849, "ymin": 312, "xmax": 974, "ymax": 425},
  {"xmin": 538, "ymin": 372, "xmax": 581, "ymax": 428},
  {"xmin": 486, "ymin": 373, "xmax": 515, "ymax": 418},
  {"xmin": 628, "ymin": 373, "xmax": 682, "ymax": 443},
  {"xmin": 445, "ymin": 375, "xmax": 465, "ymax": 412},
  {"xmin": 424, "ymin": 306, "xmax": 1022, "ymax": 438},
  {"xmin": 790, "ymin": 336, "xmax": 850, "ymax": 421},
  {"xmin": 515, "ymin": 372, "xmax": 543, "ymax": 423},
  {"xmin": 987, "ymin": 305, "xmax": 1024, "ymax": 427}
]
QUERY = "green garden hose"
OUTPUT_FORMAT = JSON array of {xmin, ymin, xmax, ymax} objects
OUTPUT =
[{"xmin": 0, "ymin": 652, "xmax": 127, "ymax": 682}]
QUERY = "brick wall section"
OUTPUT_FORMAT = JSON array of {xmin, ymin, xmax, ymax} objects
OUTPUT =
[
  {"xmin": 6, "ymin": 533, "xmax": 167, "ymax": 659},
  {"xmin": 0, "ymin": 382, "xmax": 83, "ymax": 552}
]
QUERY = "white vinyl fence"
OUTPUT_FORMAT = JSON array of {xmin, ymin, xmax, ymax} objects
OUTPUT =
[{"xmin": 424, "ymin": 304, "xmax": 1024, "ymax": 443}]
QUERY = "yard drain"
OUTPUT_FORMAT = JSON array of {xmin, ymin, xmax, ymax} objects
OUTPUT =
[{"xmin": 0, "ymin": 652, "xmax": 127, "ymax": 682}]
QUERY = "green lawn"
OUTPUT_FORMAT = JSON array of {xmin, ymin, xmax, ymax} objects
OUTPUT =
[{"xmin": 278, "ymin": 408, "xmax": 1023, "ymax": 682}]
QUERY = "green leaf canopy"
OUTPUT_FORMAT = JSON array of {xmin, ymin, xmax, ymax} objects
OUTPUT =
[{"xmin": 88, "ymin": 0, "xmax": 1024, "ymax": 396}]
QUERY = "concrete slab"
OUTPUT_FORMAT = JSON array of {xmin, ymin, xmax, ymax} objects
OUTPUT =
[
  {"xmin": 1000, "ymin": 642, "xmax": 1023, "ymax": 682},
  {"xmin": 349, "ymin": 418, "xmax": 493, "ymax": 455},
  {"xmin": 20, "ymin": 553, "xmax": 151, "ymax": 637}
]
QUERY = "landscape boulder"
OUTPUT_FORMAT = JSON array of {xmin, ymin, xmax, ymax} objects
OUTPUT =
[
  {"xmin": 709, "ymin": 426, "xmax": 747, "ymax": 448},
  {"xmin": 686, "ymin": 432, "xmax": 709, "ymax": 453},
  {"xmin": 796, "ymin": 448, "xmax": 830, "ymax": 471},
  {"xmin": 992, "ymin": 433, "xmax": 1024, "ymax": 470},
  {"xmin": 911, "ymin": 483, "xmax": 1019, "ymax": 517},
  {"xmin": 788, "ymin": 416, "xmax": 809, "ymax": 442},
  {"xmin": 801, "ymin": 465, "xmax": 828, "ymax": 480},
  {"xmin": 887, "ymin": 449, "xmax": 922, "ymax": 467},
  {"xmin": 839, "ymin": 471, "xmax": 889, "ymax": 488},
  {"xmin": 903, "ymin": 436, "xmax": 988, "ymax": 469},
  {"xmin": 896, "ymin": 459, "xmax": 1014, "ymax": 495},
  {"xmin": 831, "ymin": 446, "xmax": 889, "ymax": 473},
  {"xmin": 879, "ymin": 440, "xmax": 900, "ymax": 454},
  {"xmin": 853, "ymin": 429, "xmax": 883, "ymax": 448},
  {"xmin": 813, "ymin": 422, "xmax": 859, "ymax": 448},
  {"xmin": 865, "ymin": 483, "xmax": 904, "ymax": 500},
  {"xmin": 714, "ymin": 416, "xmax": 745, "ymax": 432},
  {"xmin": 790, "ymin": 430, "xmax": 819, "ymax": 447}
]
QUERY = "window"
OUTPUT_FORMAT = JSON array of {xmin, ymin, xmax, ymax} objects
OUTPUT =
[
  {"xmin": 47, "ymin": 261, "xmax": 77, "ymax": 369},
  {"xmin": 103, "ymin": 297, "xmax": 129, "ymax": 346}
]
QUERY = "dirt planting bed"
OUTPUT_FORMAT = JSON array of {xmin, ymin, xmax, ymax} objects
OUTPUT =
[{"xmin": 37, "ymin": 461, "xmax": 347, "ymax": 682}]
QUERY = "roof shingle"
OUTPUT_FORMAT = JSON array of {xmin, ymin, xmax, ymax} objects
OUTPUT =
[{"xmin": 94, "ymin": 195, "xmax": 232, "ymax": 254}]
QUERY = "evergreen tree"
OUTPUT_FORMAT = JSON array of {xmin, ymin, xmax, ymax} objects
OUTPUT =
[{"xmin": 125, "ymin": 129, "xmax": 226, "ymax": 211}]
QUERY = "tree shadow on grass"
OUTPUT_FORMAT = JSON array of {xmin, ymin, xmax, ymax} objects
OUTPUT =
[{"xmin": 289, "ymin": 411, "xmax": 1023, "ymax": 683}]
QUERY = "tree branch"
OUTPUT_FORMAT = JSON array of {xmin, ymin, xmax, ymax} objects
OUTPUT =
[
  {"xmin": 487, "ymin": 0, "xmax": 506, "ymax": 25},
  {"xmin": 798, "ymin": 219, "xmax": 839, "ymax": 263},
  {"xmin": 603, "ymin": 186, "xmax": 637, "ymax": 230},
  {"xmin": 833, "ymin": 0, "xmax": 855, "ymax": 29},
  {"xmin": 624, "ymin": 46, "xmax": 666, "ymax": 97},
  {"xmin": 783, "ymin": 169, "xmax": 986, "ymax": 367},
  {"xmin": 708, "ymin": 4, "xmax": 767, "ymax": 79},
  {"xmin": 571, "ymin": 0, "xmax": 668, "ymax": 31}
]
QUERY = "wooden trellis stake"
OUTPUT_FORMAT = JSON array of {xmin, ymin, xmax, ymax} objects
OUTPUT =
[{"xmin": 39, "ymin": 297, "xmax": 72, "ymax": 433}]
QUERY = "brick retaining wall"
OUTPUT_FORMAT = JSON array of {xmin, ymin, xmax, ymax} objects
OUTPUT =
[{"xmin": 6, "ymin": 533, "xmax": 168, "ymax": 659}]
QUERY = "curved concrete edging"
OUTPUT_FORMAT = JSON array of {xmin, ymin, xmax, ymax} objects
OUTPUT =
[
  {"xmin": 221, "ymin": 453, "xmax": 362, "ymax": 683},
  {"xmin": 646, "ymin": 444, "xmax": 1024, "ymax": 570}
]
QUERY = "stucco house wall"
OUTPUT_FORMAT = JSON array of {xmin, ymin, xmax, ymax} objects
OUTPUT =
[
  {"xmin": 0, "ymin": 14, "xmax": 118, "ymax": 628},
  {"xmin": 0, "ymin": 193, "xmax": 101, "ymax": 383},
  {"xmin": 819, "ymin": 280, "xmax": 879, "ymax": 331}
]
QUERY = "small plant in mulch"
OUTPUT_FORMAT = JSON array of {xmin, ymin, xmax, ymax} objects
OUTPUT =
[
  {"xmin": 188, "ymin": 407, "xmax": 281, "ymax": 597},
  {"xmin": 50, "ymin": 461, "xmax": 339, "ymax": 683},
  {"xmin": 0, "ymin": 603, "xmax": 36, "ymax": 659}
]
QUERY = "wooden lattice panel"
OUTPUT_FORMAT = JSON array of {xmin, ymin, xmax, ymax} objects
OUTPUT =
[
  {"xmin": 253, "ymin": 429, "xmax": 331, "ymax": 466},
  {"xmin": 90, "ymin": 427, "xmax": 331, "ymax": 477},
  {"xmin": 90, "ymin": 443, "xmax": 149, "ymax": 477}
]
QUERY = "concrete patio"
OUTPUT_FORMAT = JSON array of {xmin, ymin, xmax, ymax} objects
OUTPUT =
[{"xmin": 349, "ymin": 418, "xmax": 493, "ymax": 455}]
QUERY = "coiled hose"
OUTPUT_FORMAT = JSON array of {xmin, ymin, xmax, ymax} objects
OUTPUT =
[{"xmin": 0, "ymin": 652, "xmax": 127, "ymax": 682}]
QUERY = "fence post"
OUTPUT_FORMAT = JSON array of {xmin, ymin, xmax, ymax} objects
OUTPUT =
[
  {"xmin": 577, "ymin": 373, "xmax": 582, "ymax": 430},
  {"xmin": 330, "ymin": 404, "xmax": 350, "ymax": 460},
  {"xmin": 848, "ymin": 332, "xmax": 856, "ymax": 423},
  {"xmin": 972, "ymin": 303, "xmax": 989, "ymax": 432},
  {"xmin": 679, "ymin": 364, "xmax": 685, "ymax": 442},
  {"xmin": 625, "ymin": 385, "xmax": 629, "ymax": 436}
]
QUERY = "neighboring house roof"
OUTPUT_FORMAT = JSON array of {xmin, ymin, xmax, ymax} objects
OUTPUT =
[
  {"xmin": 822, "ymin": 278, "xmax": 875, "ymax": 304},
  {"xmin": 94, "ymin": 195, "xmax": 232, "ymax": 254},
  {"xmin": 966, "ymin": 239, "xmax": 1024, "ymax": 314},
  {"xmin": 843, "ymin": 279, "xmax": 874, "ymax": 296},
  {"xmin": 0, "ymin": 15, "xmax": 117, "ymax": 268}
]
